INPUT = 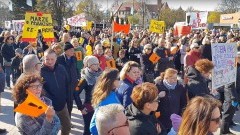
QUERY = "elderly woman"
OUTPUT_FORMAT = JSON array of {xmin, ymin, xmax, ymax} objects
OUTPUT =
[
  {"xmin": 13, "ymin": 74, "xmax": 60, "ymax": 135},
  {"xmin": 125, "ymin": 82, "xmax": 164, "ymax": 135},
  {"xmin": 186, "ymin": 59, "xmax": 214, "ymax": 99},
  {"xmin": 178, "ymin": 96, "xmax": 221, "ymax": 135},
  {"xmin": 116, "ymin": 61, "xmax": 140, "ymax": 108}
]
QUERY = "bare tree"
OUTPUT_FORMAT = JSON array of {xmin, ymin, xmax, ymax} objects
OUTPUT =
[{"xmin": 217, "ymin": 0, "xmax": 240, "ymax": 13}]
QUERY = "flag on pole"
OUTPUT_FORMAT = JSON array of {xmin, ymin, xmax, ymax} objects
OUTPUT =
[
  {"xmin": 9, "ymin": 0, "xmax": 13, "ymax": 11},
  {"xmin": 26, "ymin": 0, "xmax": 33, "ymax": 7}
]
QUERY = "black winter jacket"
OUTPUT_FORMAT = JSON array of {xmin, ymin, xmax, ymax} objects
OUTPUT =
[
  {"xmin": 41, "ymin": 64, "xmax": 69, "ymax": 111},
  {"xmin": 156, "ymin": 81, "xmax": 187, "ymax": 130},
  {"xmin": 125, "ymin": 104, "xmax": 161, "ymax": 135},
  {"xmin": 186, "ymin": 66, "xmax": 210, "ymax": 99}
]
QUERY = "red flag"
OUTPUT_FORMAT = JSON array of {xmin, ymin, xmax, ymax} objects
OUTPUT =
[{"xmin": 113, "ymin": 22, "xmax": 130, "ymax": 34}]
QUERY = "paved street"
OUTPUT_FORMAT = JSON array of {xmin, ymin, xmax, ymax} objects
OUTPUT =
[{"xmin": 0, "ymin": 89, "xmax": 240, "ymax": 135}]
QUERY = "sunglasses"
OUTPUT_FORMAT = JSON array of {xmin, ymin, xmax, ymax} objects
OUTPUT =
[{"xmin": 211, "ymin": 116, "xmax": 221, "ymax": 124}]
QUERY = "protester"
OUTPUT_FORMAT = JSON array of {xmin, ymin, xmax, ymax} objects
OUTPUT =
[
  {"xmin": 155, "ymin": 68, "xmax": 187, "ymax": 132},
  {"xmin": 71, "ymin": 38, "xmax": 85, "ymax": 74},
  {"xmin": 96, "ymin": 104, "xmax": 130, "ymax": 135},
  {"xmin": 128, "ymin": 38, "xmax": 142, "ymax": 64},
  {"xmin": 41, "ymin": 49, "xmax": 71, "ymax": 135},
  {"xmin": 116, "ymin": 61, "xmax": 140, "ymax": 108},
  {"xmin": 12, "ymin": 48, "xmax": 23, "ymax": 84},
  {"xmin": 90, "ymin": 69, "xmax": 121, "ymax": 135},
  {"xmin": 185, "ymin": 59, "xmax": 214, "ymax": 99},
  {"xmin": 141, "ymin": 44, "xmax": 155, "ymax": 82},
  {"xmin": 125, "ymin": 82, "xmax": 164, "ymax": 135},
  {"xmin": 116, "ymin": 49, "xmax": 128, "ymax": 71},
  {"xmin": 57, "ymin": 42, "xmax": 79, "ymax": 116},
  {"xmin": 93, "ymin": 44, "xmax": 107, "ymax": 70},
  {"xmin": 0, "ymin": 64, "xmax": 6, "ymax": 133},
  {"xmin": 74, "ymin": 56, "xmax": 102, "ymax": 135},
  {"xmin": 183, "ymin": 42, "xmax": 201, "ymax": 69},
  {"xmin": 13, "ymin": 74, "xmax": 60, "ymax": 135},
  {"xmin": 178, "ymin": 96, "xmax": 221, "ymax": 135},
  {"xmin": 1, "ymin": 35, "xmax": 15, "ymax": 88}
]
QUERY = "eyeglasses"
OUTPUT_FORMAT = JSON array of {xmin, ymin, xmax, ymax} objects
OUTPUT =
[
  {"xmin": 145, "ymin": 48, "xmax": 152, "ymax": 50},
  {"xmin": 211, "ymin": 116, "xmax": 221, "ymax": 124},
  {"xmin": 29, "ymin": 84, "xmax": 43, "ymax": 90},
  {"xmin": 8, "ymin": 38, "xmax": 13, "ymax": 40},
  {"xmin": 108, "ymin": 120, "xmax": 129, "ymax": 134}
]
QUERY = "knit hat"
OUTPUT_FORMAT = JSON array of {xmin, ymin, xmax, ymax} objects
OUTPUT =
[
  {"xmin": 83, "ymin": 56, "xmax": 99, "ymax": 67},
  {"xmin": 170, "ymin": 114, "xmax": 182, "ymax": 132},
  {"xmin": 190, "ymin": 43, "xmax": 199, "ymax": 50},
  {"xmin": 63, "ymin": 42, "xmax": 74, "ymax": 51},
  {"xmin": 15, "ymin": 48, "xmax": 23, "ymax": 54}
]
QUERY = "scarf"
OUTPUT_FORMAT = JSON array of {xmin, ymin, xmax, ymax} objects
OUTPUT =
[
  {"xmin": 163, "ymin": 79, "xmax": 177, "ymax": 90},
  {"xmin": 81, "ymin": 67, "xmax": 102, "ymax": 85}
]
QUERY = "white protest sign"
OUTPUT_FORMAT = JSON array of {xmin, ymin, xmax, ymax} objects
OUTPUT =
[
  {"xmin": 211, "ymin": 43, "xmax": 237, "ymax": 89},
  {"xmin": 67, "ymin": 13, "xmax": 87, "ymax": 27},
  {"xmin": 12, "ymin": 20, "xmax": 25, "ymax": 32},
  {"xmin": 186, "ymin": 12, "xmax": 208, "ymax": 29}
]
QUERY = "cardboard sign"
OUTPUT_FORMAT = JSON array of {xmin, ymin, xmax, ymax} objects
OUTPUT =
[
  {"xmin": 14, "ymin": 90, "xmax": 48, "ymax": 117},
  {"xmin": 106, "ymin": 59, "xmax": 116, "ymax": 68},
  {"xmin": 149, "ymin": 53, "xmax": 161, "ymax": 64},
  {"xmin": 113, "ymin": 22, "xmax": 130, "ymax": 34},
  {"xmin": 22, "ymin": 12, "xmax": 54, "ymax": 42},
  {"xmin": 75, "ymin": 51, "xmax": 83, "ymax": 61},
  {"xmin": 12, "ymin": 20, "xmax": 25, "ymax": 32},
  {"xmin": 170, "ymin": 47, "xmax": 178, "ymax": 55},
  {"xmin": 149, "ymin": 20, "xmax": 165, "ymax": 34},
  {"xmin": 211, "ymin": 43, "xmax": 237, "ymax": 89}
]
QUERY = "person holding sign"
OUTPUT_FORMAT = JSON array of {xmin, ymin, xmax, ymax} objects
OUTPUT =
[
  {"xmin": 71, "ymin": 38, "xmax": 85, "ymax": 74},
  {"xmin": 13, "ymin": 74, "xmax": 60, "ymax": 135}
]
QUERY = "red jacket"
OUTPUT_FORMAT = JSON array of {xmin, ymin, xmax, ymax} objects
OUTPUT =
[
  {"xmin": 184, "ymin": 51, "xmax": 201, "ymax": 68},
  {"xmin": 94, "ymin": 54, "xmax": 107, "ymax": 70}
]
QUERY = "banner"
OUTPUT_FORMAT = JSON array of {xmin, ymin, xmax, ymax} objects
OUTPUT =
[
  {"xmin": 186, "ymin": 12, "xmax": 208, "ymax": 29},
  {"xmin": 211, "ymin": 43, "xmax": 237, "ymax": 89},
  {"xmin": 176, "ymin": 26, "xmax": 191, "ymax": 36},
  {"xmin": 67, "ymin": 13, "xmax": 87, "ymax": 27},
  {"xmin": 22, "ymin": 12, "xmax": 54, "ymax": 42},
  {"xmin": 14, "ymin": 90, "xmax": 48, "ymax": 117},
  {"xmin": 12, "ymin": 20, "xmax": 25, "ymax": 32},
  {"xmin": 113, "ymin": 22, "xmax": 130, "ymax": 34},
  {"xmin": 149, "ymin": 20, "xmax": 165, "ymax": 34}
]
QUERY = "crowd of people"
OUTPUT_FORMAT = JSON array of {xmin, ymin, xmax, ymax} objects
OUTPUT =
[{"xmin": 0, "ymin": 25, "xmax": 239, "ymax": 135}]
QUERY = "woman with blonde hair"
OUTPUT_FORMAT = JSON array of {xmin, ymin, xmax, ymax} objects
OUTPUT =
[
  {"xmin": 90, "ymin": 68, "xmax": 121, "ymax": 135},
  {"xmin": 116, "ymin": 61, "xmax": 140, "ymax": 108},
  {"xmin": 178, "ymin": 96, "xmax": 221, "ymax": 135},
  {"xmin": 155, "ymin": 68, "xmax": 187, "ymax": 133}
]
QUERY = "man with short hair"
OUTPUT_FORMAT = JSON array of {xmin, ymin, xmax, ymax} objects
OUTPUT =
[
  {"xmin": 41, "ymin": 48, "xmax": 71, "ymax": 135},
  {"xmin": 96, "ymin": 104, "xmax": 130, "ymax": 135}
]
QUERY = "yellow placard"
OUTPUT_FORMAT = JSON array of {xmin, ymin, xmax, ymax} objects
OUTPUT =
[
  {"xmin": 106, "ymin": 59, "xmax": 116, "ymax": 69},
  {"xmin": 149, "ymin": 20, "xmax": 166, "ymax": 34},
  {"xmin": 149, "ymin": 53, "xmax": 161, "ymax": 64},
  {"xmin": 75, "ymin": 51, "xmax": 83, "ymax": 61},
  {"xmin": 14, "ymin": 90, "xmax": 48, "ymax": 117},
  {"xmin": 22, "ymin": 12, "xmax": 54, "ymax": 42}
]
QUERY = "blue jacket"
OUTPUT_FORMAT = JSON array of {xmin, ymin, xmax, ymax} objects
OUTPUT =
[
  {"xmin": 41, "ymin": 64, "xmax": 69, "ymax": 111},
  {"xmin": 90, "ymin": 91, "xmax": 120, "ymax": 135},
  {"xmin": 116, "ymin": 79, "xmax": 135, "ymax": 108}
]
